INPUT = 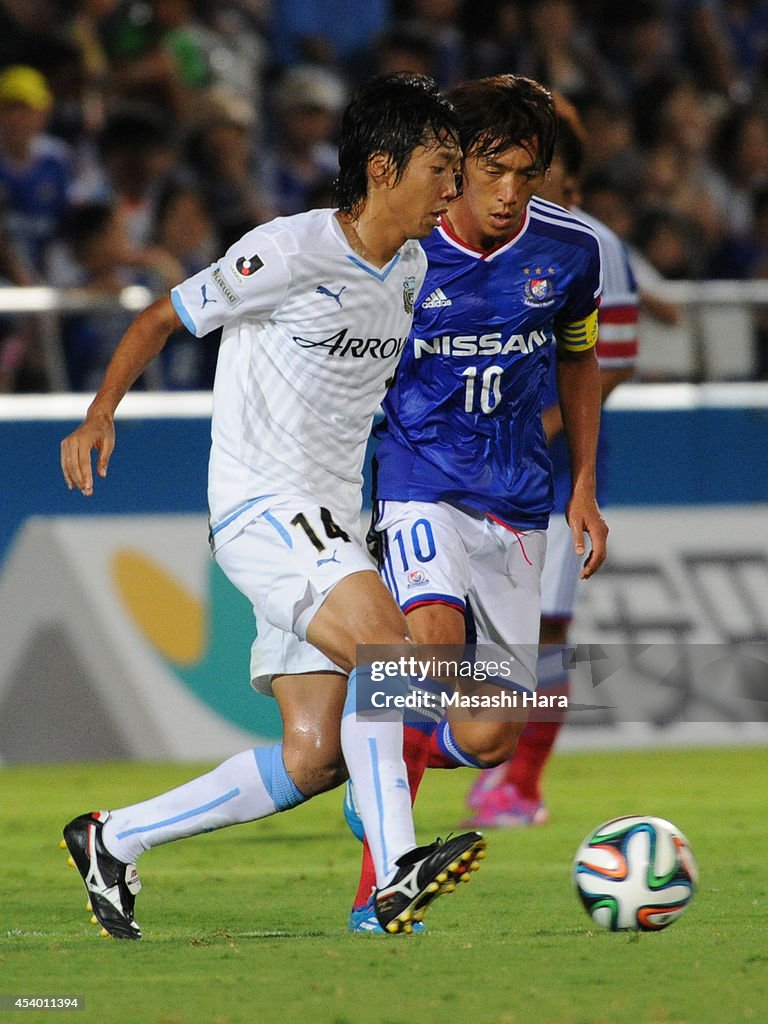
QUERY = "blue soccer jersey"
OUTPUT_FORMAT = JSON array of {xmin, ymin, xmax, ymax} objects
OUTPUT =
[
  {"xmin": 374, "ymin": 197, "xmax": 602, "ymax": 529},
  {"xmin": 0, "ymin": 135, "xmax": 71, "ymax": 275}
]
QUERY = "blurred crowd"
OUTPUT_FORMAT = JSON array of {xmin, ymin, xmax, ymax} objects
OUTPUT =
[{"xmin": 2, "ymin": 0, "xmax": 768, "ymax": 391}]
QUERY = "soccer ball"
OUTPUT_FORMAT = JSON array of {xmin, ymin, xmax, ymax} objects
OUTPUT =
[{"xmin": 573, "ymin": 815, "xmax": 698, "ymax": 932}]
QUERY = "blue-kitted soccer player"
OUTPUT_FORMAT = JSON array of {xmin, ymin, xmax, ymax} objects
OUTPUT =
[
  {"xmin": 463, "ymin": 94, "xmax": 639, "ymax": 829},
  {"xmin": 346, "ymin": 74, "xmax": 608, "ymax": 930}
]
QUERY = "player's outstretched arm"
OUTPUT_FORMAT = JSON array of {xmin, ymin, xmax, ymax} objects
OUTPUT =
[
  {"xmin": 60, "ymin": 296, "xmax": 182, "ymax": 496},
  {"xmin": 557, "ymin": 345, "xmax": 608, "ymax": 579}
]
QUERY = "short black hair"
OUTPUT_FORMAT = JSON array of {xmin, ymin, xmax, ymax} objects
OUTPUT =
[
  {"xmin": 447, "ymin": 74, "xmax": 556, "ymax": 172},
  {"xmin": 334, "ymin": 72, "xmax": 459, "ymax": 217}
]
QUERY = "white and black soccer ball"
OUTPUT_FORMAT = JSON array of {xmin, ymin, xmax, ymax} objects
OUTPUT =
[{"xmin": 573, "ymin": 815, "xmax": 698, "ymax": 931}]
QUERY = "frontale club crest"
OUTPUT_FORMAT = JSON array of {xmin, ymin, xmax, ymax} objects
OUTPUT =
[{"xmin": 403, "ymin": 276, "xmax": 416, "ymax": 314}]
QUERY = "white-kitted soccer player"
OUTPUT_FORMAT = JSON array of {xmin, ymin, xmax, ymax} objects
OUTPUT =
[{"xmin": 59, "ymin": 72, "xmax": 486, "ymax": 940}]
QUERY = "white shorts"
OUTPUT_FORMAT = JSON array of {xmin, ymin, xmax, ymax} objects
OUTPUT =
[
  {"xmin": 539, "ymin": 514, "xmax": 582, "ymax": 619},
  {"xmin": 214, "ymin": 497, "xmax": 376, "ymax": 694},
  {"xmin": 374, "ymin": 500, "xmax": 546, "ymax": 691}
]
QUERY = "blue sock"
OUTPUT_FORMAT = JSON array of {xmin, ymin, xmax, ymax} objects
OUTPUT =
[{"xmin": 253, "ymin": 743, "xmax": 305, "ymax": 811}]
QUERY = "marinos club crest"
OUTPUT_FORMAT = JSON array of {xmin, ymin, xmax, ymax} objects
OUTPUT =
[{"xmin": 523, "ymin": 266, "xmax": 556, "ymax": 307}]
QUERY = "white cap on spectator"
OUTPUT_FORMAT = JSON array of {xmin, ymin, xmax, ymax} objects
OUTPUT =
[
  {"xmin": 203, "ymin": 84, "xmax": 256, "ymax": 128},
  {"xmin": 275, "ymin": 66, "xmax": 346, "ymax": 114}
]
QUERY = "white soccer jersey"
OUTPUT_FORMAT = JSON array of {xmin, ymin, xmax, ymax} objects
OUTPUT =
[
  {"xmin": 171, "ymin": 209, "xmax": 427, "ymax": 549},
  {"xmin": 542, "ymin": 208, "xmax": 639, "ymax": 618},
  {"xmin": 576, "ymin": 208, "xmax": 638, "ymax": 372}
]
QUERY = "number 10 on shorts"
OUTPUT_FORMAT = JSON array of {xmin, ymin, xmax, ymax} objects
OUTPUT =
[{"xmin": 391, "ymin": 518, "xmax": 437, "ymax": 572}]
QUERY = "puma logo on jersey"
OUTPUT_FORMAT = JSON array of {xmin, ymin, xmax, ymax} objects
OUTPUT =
[
  {"xmin": 422, "ymin": 287, "xmax": 452, "ymax": 308},
  {"xmin": 200, "ymin": 283, "xmax": 218, "ymax": 308},
  {"xmin": 316, "ymin": 550, "xmax": 340, "ymax": 566},
  {"xmin": 316, "ymin": 284, "xmax": 346, "ymax": 307},
  {"xmin": 413, "ymin": 330, "xmax": 549, "ymax": 358}
]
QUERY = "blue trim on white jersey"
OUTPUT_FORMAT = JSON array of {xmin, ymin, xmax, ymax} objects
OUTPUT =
[
  {"xmin": 263, "ymin": 510, "xmax": 293, "ymax": 548},
  {"xmin": 170, "ymin": 288, "xmax": 196, "ymax": 335},
  {"xmin": 346, "ymin": 251, "xmax": 401, "ymax": 281},
  {"xmin": 210, "ymin": 495, "xmax": 276, "ymax": 537}
]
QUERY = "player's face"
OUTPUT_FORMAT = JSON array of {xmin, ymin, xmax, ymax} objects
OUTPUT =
[
  {"xmin": 452, "ymin": 139, "xmax": 545, "ymax": 249},
  {"xmin": 385, "ymin": 137, "xmax": 461, "ymax": 239}
]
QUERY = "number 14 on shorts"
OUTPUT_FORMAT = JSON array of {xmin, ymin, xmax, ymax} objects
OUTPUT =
[{"xmin": 291, "ymin": 507, "xmax": 351, "ymax": 553}]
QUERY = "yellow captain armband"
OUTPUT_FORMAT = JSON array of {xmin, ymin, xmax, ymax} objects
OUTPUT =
[{"xmin": 558, "ymin": 309, "xmax": 599, "ymax": 352}]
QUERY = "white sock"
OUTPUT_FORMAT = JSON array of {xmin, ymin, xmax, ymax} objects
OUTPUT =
[
  {"xmin": 340, "ymin": 667, "xmax": 415, "ymax": 887},
  {"xmin": 101, "ymin": 746, "xmax": 304, "ymax": 864}
]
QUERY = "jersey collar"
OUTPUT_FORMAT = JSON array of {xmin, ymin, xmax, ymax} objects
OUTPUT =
[
  {"xmin": 330, "ymin": 211, "xmax": 403, "ymax": 281},
  {"xmin": 438, "ymin": 206, "xmax": 530, "ymax": 261}
]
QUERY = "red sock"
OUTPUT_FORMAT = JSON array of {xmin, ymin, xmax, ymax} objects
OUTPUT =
[
  {"xmin": 502, "ymin": 678, "xmax": 570, "ymax": 800},
  {"xmin": 354, "ymin": 838, "xmax": 377, "ymax": 909},
  {"xmin": 352, "ymin": 724, "xmax": 431, "ymax": 908}
]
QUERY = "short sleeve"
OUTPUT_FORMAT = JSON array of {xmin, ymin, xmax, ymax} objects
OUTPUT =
[
  {"xmin": 171, "ymin": 226, "xmax": 291, "ymax": 337},
  {"xmin": 595, "ymin": 235, "xmax": 639, "ymax": 370},
  {"xmin": 554, "ymin": 231, "xmax": 602, "ymax": 352}
]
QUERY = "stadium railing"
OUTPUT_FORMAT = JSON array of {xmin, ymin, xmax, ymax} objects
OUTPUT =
[
  {"xmin": 0, "ymin": 284, "xmax": 155, "ymax": 391},
  {"xmin": 636, "ymin": 279, "xmax": 768, "ymax": 382},
  {"xmin": 1, "ymin": 280, "xmax": 768, "ymax": 388}
]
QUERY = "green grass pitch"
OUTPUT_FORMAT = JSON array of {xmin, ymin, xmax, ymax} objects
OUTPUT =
[{"xmin": 2, "ymin": 747, "xmax": 766, "ymax": 1024}]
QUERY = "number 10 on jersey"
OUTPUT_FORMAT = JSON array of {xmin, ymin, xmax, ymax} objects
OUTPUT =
[{"xmin": 462, "ymin": 365, "xmax": 503, "ymax": 414}]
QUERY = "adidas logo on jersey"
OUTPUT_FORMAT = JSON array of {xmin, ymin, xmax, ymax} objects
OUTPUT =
[{"xmin": 422, "ymin": 288, "xmax": 452, "ymax": 308}]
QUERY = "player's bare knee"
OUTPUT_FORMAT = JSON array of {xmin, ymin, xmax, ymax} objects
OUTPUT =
[
  {"xmin": 297, "ymin": 758, "xmax": 347, "ymax": 796},
  {"xmin": 472, "ymin": 743, "xmax": 515, "ymax": 769},
  {"xmin": 279, "ymin": 713, "xmax": 346, "ymax": 796},
  {"xmin": 283, "ymin": 741, "xmax": 346, "ymax": 796}
]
